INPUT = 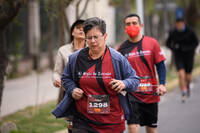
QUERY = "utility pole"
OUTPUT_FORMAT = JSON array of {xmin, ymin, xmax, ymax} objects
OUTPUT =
[
  {"xmin": 136, "ymin": 0, "xmax": 144, "ymax": 34},
  {"xmin": 163, "ymin": 0, "xmax": 169, "ymax": 39}
]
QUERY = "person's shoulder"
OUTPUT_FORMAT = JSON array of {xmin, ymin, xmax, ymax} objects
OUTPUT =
[
  {"xmin": 143, "ymin": 36, "xmax": 161, "ymax": 49},
  {"xmin": 117, "ymin": 40, "xmax": 130, "ymax": 51},
  {"xmin": 109, "ymin": 47, "xmax": 122, "ymax": 55},
  {"xmin": 168, "ymin": 27, "xmax": 177, "ymax": 34},
  {"xmin": 109, "ymin": 47, "xmax": 125, "ymax": 61},
  {"xmin": 69, "ymin": 49, "xmax": 80, "ymax": 58},
  {"xmin": 58, "ymin": 43, "xmax": 72, "ymax": 54},
  {"xmin": 143, "ymin": 36, "xmax": 158, "ymax": 43},
  {"xmin": 58, "ymin": 43, "xmax": 72, "ymax": 52},
  {"xmin": 69, "ymin": 47, "xmax": 87, "ymax": 58}
]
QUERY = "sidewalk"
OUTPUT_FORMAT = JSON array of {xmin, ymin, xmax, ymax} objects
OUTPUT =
[
  {"xmin": 55, "ymin": 129, "xmax": 68, "ymax": 133},
  {"xmin": 1, "ymin": 70, "xmax": 59, "ymax": 116}
]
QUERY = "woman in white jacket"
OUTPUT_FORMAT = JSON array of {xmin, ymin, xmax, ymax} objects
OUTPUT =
[{"xmin": 52, "ymin": 19, "xmax": 85, "ymax": 133}]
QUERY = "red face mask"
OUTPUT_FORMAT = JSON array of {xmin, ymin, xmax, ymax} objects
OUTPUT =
[{"xmin": 125, "ymin": 25, "xmax": 140, "ymax": 37}]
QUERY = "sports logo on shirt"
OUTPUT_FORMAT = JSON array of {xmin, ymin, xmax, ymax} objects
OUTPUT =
[
  {"xmin": 125, "ymin": 50, "xmax": 151, "ymax": 58},
  {"xmin": 78, "ymin": 71, "xmax": 111, "ymax": 79}
]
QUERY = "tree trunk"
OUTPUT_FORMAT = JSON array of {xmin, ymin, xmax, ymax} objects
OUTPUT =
[
  {"xmin": 58, "ymin": 0, "xmax": 65, "ymax": 47},
  {"xmin": 0, "ymin": 28, "xmax": 8, "ymax": 112},
  {"xmin": 115, "ymin": 0, "xmax": 131, "ymax": 42},
  {"xmin": 27, "ymin": 0, "xmax": 41, "ymax": 70},
  {"xmin": 48, "ymin": 1, "xmax": 55, "ymax": 70},
  {"xmin": 0, "ymin": 0, "xmax": 23, "ymax": 112},
  {"xmin": 185, "ymin": 0, "xmax": 198, "ymax": 28}
]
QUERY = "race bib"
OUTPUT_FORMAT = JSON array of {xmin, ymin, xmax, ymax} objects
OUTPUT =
[
  {"xmin": 137, "ymin": 76, "xmax": 154, "ymax": 92},
  {"xmin": 87, "ymin": 95, "xmax": 110, "ymax": 114}
]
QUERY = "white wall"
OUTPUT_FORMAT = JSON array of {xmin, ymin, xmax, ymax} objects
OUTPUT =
[{"xmin": 66, "ymin": 0, "xmax": 116, "ymax": 45}]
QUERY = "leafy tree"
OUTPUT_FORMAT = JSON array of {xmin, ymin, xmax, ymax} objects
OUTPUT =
[
  {"xmin": 109, "ymin": 0, "xmax": 133, "ymax": 42},
  {"xmin": 0, "ymin": 0, "xmax": 26, "ymax": 112}
]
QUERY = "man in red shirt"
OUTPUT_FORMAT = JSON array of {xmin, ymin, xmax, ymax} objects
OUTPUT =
[{"xmin": 118, "ymin": 14, "xmax": 167, "ymax": 133}]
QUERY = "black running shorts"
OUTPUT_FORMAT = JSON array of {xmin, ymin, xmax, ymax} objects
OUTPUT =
[
  {"xmin": 174, "ymin": 50, "xmax": 195, "ymax": 73},
  {"xmin": 127, "ymin": 95, "xmax": 158, "ymax": 128}
]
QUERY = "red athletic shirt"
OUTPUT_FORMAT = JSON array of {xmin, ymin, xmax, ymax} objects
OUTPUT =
[
  {"xmin": 75, "ymin": 47, "xmax": 125, "ymax": 133},
  {"xmin": 118, "ymin": 36, "xmax": 165, "ymax": 103}
]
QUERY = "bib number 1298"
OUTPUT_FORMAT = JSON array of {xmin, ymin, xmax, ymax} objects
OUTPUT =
[{"xmin": 87, "ymin": 95, "xmax": 110, "ymax": 114}]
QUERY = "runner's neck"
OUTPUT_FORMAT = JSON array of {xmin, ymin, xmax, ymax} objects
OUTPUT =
[
  {"xmin": 89, "ymin": 45, "xmax": 106, "ymax": 60},
  {"xmin": 73, "ymin": 39, "xmax": 85, "ymax": 51},
  {"xmin": 129, "ymin": 34, "xmax": 143, "ymax": 43}
]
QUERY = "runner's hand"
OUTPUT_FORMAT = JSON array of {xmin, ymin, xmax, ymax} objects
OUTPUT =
[
  {"xmin": 109, "ymin": 79, "xmax": 125, "ymax": 93},
  {"xmin": 72, "ymin": 88, "xmax": 84, "ymax": 100},
  {"xmin": 156, "ymin": 84, "xmax": 166, "ymax": 96},
  {"xmin": 53, "ymin": 79, "xmax": 61, "ymax": 88}
]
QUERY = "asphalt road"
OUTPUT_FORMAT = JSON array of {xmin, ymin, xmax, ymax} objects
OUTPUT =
[{"xmin": 124, "ymin": 75, "xmax": 200, "ymax": 133}]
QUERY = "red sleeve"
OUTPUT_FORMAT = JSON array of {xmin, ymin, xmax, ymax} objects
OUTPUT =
[{"xmin": 152, "ymin": 39, "xmax": 166, "ymax": 64}]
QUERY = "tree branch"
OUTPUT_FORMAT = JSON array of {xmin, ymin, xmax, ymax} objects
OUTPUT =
[
  {"xmin": 62, "ymin": 7, "xmax": 70, "ymax": 34},
  {"xmin": 0, "ymin": 1, "xmax": 23, "ymax": 29},
  {"xmin": 77, "ymin": 0, "xmax": 89, "ymax": 19},
  {"xmin": 76, "ymin": 0, "xmax": 81, "ymax": 19}
]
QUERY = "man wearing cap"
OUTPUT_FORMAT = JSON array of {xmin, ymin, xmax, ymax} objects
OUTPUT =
[{"xmin": 166, "ymin": 8, "xmax": 199, "ymax": 102}]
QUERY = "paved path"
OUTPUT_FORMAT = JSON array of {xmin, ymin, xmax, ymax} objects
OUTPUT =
[
  {"xmin": 1, "ymin": 70, "xmax": 59, "ymax": 117},
  {"xmin": 156, "ymin": 75, "xmax": 200, "ymax": 133},
  {"xmin": 124, "ymin": 75, "xmax": 200, "ymax": 133},
  {"xmin": 56, "ymin": 75, "xmax": 200, "ymax": 133}
]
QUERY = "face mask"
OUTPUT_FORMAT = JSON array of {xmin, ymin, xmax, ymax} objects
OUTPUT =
[{"xmin": 126, "ymin": 25, "xmax": 140, "ymax": 37}]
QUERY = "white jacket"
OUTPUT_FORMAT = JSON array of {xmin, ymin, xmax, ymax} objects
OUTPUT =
[{"xmin": 52, "ymin": 43, "xmax": 74, "ymax": 83}]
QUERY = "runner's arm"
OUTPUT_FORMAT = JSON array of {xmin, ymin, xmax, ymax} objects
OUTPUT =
[{"xmin": 156, "ymin": 61, "xmax": 166, "ymax": 85}]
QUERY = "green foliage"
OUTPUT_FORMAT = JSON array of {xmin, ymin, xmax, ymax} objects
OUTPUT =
[
  {"xmin": 6, "ymin": 7, "xmax": 24, "ymax": 56},
  {"xmin": 166, "ymin": 55, "xmax": 200, "ymax": 82},
  {"xmin": 43, "ymin": 0, "xmax": 59, "ymax": 19},
  {"xmin": 194, "ymin": 55, "xmax": 200, "ymax": 68},
  {"xmin": 144, "ymin": 0, "xmax": 156, "ymax": 15},
  {"xmin": 0, "ymin": 101, "xmax": 66, "ymax": 133},
  {"xmin": 109, "ymin": 0, "xmax": 122, "ymax": 7},
  {"xmin": 166, "ymin": 66, "xmax": 177, "ymax": 82},
  {"xmin": 62, "ymin": 0, "xmax": 73, "ymax": 6},
  {"xmin": 7, "ymin": 41, "xmax": 23, "ymax": 79},
  {"xmin": 43, "ymin": 0, "xmax": 73, "ymax": 19}
]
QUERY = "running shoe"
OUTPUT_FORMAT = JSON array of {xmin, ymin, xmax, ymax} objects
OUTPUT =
[
  {"xmin": 187, "ymin": 83, "xmax": 190, "ymax": 98},
  {"xmin": 181, "ymin": 91, "xmax": 187, "ymax": 103}
]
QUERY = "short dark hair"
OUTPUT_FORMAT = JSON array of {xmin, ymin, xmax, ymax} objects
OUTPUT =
[
  {"xmin": 70, "ymin": 19, "xmax": 85, "ymax": 42},
  {"xmin": 83, "ymin": 17, "xmax": 106, "ymax": 35},
  {"xmin": 124, "ymin": 13, "xmax": 141, "ymax": 24}
]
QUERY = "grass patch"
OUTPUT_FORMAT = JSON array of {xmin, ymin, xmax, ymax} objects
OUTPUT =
[
  {"xmin": 165, "ymin": 54, "xmax": 200, "ymax": 90},
  {"xmin": 0, "ymin": 101, "xmax": 66, "ymax": 133}
]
